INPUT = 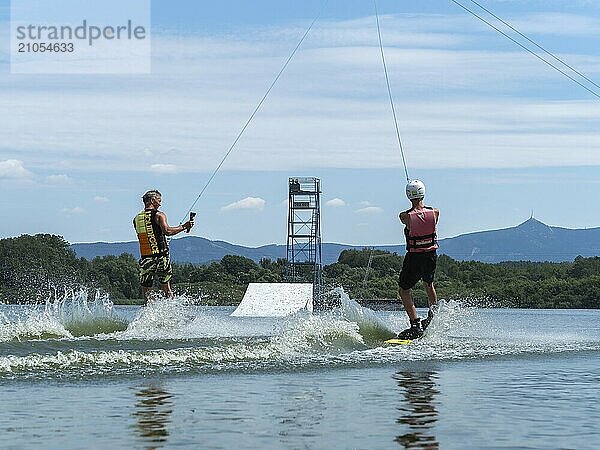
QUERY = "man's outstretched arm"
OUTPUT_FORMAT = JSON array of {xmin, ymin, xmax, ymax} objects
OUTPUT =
[{"xmin": 156, "ymin": 212, "xmax": 194, "ymax": 236}]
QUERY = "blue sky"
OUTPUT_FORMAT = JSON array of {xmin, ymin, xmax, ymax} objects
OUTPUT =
[{"xmin": 1, "ymin": 0, "xmax": 600, "ymax": 246}]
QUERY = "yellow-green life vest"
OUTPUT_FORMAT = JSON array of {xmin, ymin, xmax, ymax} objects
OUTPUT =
[{"xmin": 133, "ymin": 209, "xmax": 168, "ymax": 257}]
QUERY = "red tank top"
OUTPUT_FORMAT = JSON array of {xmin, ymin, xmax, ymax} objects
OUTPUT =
[{"xmin": 404, "ymin": 207, "xmax": 438, "ymax": 253}]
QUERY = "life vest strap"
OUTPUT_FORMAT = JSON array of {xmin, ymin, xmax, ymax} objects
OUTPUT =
[{"xmin": 407, "ymin": 232, "xmax": 437, "ymax": 249}]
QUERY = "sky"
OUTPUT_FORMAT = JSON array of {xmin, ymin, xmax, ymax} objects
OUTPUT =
[{"xmin": 1, "ymin": 0, "xmax": 600, "ymax": 247}]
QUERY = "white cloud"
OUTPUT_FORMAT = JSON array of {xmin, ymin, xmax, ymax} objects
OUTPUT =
[
  {"xmin": 326, "ymin": 198, "xmax": 346, "ymax": 207},
  {"xmin": 1, "ymin": 10, "xmax": 600, "ymax": 173},
  {"xmin": 46, "ymin": 174, "xmax": 72, "ymax": 184},
  {"xmin": 512, "ymin": 13, "xmax": 600, "ymax": 37},
  {"xmin": 62, "ymin": 207, "xmax": 85, "ymax": 214},
  {"xmin": 355, "ymin": 206, "xmax": 383, "ymax": 215},
  {"xmin": 94, "ymin": 196, "xmax": 110, "ymax": 203},
  {"xmin": 0, "ymin": 159, "xmax": 33, "ymax": 179},
  {"xmin": 221, "ymin": 196, "xmax": 266, "ymax": 212},
  {"xmin": 150, "ymin": 164, "xmax": 178, "ymax": 174}
]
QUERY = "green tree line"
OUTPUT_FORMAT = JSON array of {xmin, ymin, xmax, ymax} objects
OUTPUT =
[{"xmin": 1, "ymin": 234, "xmax": 598, "ymax": 308}]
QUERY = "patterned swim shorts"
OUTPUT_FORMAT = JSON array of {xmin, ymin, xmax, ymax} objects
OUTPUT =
[{"xmin": 139, "ymin": 253, "xmax": 173, "ymax": 287}]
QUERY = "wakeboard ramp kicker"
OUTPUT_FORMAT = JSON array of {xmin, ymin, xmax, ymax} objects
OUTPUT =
[{"xmin": 231, "ymin": 283, "xmax": 313, "ymax": 317}]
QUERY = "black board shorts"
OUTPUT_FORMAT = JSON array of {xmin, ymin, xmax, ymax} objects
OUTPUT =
[{"xmin": 398, "ymin": 251, "xmax": 437, "ymax": 290}]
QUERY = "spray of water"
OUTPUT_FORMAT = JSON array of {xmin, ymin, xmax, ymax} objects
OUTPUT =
[
  {"xmin": 2, "ymin": 286, "xmax": 599, "ymax": 380},
  {"xmin": 0, "ymin": 286, "xmax": 128, "ymax": 342},
  {"xmin": 122, "ymin": 295, "xmax": 198, "ymax": 339}
]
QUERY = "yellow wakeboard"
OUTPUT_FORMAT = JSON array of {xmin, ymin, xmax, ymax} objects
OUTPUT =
[{"xmin": 384, "ymin": 338, "xmax": 412, "ymax": 345}]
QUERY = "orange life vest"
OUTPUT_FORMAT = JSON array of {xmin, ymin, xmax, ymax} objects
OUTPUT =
[{"xmin": 133, "ymin": 209, "xmax": 168, "ymax": 257}]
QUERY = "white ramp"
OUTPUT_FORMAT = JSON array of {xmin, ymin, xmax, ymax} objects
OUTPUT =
[{"xmin": 231, "ymin": 283, "xmax": 313, "ymax": 317}]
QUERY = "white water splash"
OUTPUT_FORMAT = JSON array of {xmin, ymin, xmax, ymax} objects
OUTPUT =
[
  {"xmin": 331, "ymin": 288, "xmax": 398, "ymax": 342},
  {"xmin": 122, "ymin": 296, "xmax": 198, "ymax": 339},
  {"xmin": 0, "ymin": 287, "xmax": 127, "ymax": 341},
  {"xmin": 418, "ymin": 299, "xmax": 475, "ymax": 343},
  {"xmin": 0, "ymin": 344, "xmax": 279, "ymax": 376},
  {"xmin": 272, "ymin": 309, "xmax": 365, "ymax": 355},
  {"xmin": 46, "ymin": 287, "xmax": 128, "ymax": 337},
  {"xmin": 1, "ymin": 298, "xmax": 600, "ymax": 379},
  {"xmin": 0, "ymin": 309, "xmax": 71, "ymax": 342}
]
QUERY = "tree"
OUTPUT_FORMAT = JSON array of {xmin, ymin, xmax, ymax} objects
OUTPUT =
[
  {"xmin": 0, "ymin": 234, "xmax": 84, "ymax": 303},
  {"xmin": 88, "ymin": 253, "xmax": 139, "ymax": 299},
  {"xmin": 220, "ymin": 255, "xmax": 258, "ymax": 277}
]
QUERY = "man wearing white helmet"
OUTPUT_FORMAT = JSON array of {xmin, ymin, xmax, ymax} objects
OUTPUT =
[{"xmin": 397, "ymin": 179, "xmax": 439, "ymax": 339}]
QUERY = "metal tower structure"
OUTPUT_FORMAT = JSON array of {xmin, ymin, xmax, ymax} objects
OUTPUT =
[{"xmin": 285, "ymin": 177, "xmax": 322, "ymax": 301}]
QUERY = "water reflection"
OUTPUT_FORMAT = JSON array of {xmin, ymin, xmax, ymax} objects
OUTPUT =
[
  {"xmin": 132, "ymin": 384, "xmax": 174, "ymax": 449},
  {"xmin": 277, "ymin": 381, "xmax": 324, "ymax": 446},
  {"xmin": 394, "ymin": 370, "xmax": 440, "ymax": 449}
]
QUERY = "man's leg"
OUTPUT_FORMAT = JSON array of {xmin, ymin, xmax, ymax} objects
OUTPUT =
[
  {"xmin": 139, "ymin": 256, "xmax": 156, "ymax": 304},
  {"xmin": 157, "ymin": 255, "xmax": 174, "ymax": 299},
  {"xmin": 399, "ymin": 282, "xmax": 423, "ymax": 338},
  {"xmin": 399, "ymin": 287, "xmax": 418, "ymax": 321},
  {"xmin": 142, "ymin": 286, "xmax": 152, "ymax": 302},
  {"xmin": 397, "ymin": 253, "xmax": 425, "ymax": 338},
  {"xmin": 421, "ymin": 281, "xmax": 438, "ymax": 330},
  {"xmin": 424, "ymin": 282, "xmax": 438, "ymax": 308},
  {"xmin": 160, "ymin": 282, "xmax": 174, "ymax": 299},
  {"xmin": 397, "ymin": 287, "xmax": 424, "ymax": 339},
  {"xmin": 399, "ymin": 253, "xmax": 419, "ymax": 321},
  {"xmin": 420, "ymin": 251, "xmax": 438, "ymax": 329}
]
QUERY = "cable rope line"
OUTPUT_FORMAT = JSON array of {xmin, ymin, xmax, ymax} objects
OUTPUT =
[
  {"xmin": 468, "ymin": 0, "xmax": 600, "ymax": 94},
  {"xmin": 181, "ymin": 5, "xmax": 324, "ymax": 222},
  {"xmin": 373, "ymin": 0, "xmax": 410, "ymax": 182},
  {"xmin": 449, "ymin": 0, "xmax": 600, "ymax": 100}
]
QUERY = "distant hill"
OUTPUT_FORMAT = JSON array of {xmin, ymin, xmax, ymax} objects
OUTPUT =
[
  {"xmin": 71, "ymin": 236, "xmax": 372, "ymax": 266},
  {"xmin": 439, "ymin": 217, "xmax": 600, "ymax": 263},
  {"xmin": 71, "ymin": 218, "xmax": 600, "ymax": 264}
]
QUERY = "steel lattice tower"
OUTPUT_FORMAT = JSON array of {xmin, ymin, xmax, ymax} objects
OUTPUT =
[{"xmin": 285, "ymin": 177, "xmax": 322, "ymax": 301}]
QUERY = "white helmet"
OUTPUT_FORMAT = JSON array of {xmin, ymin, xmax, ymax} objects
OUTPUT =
[{"xmin": 406, "ymin": 179, "xmax": 425, "ymax": 200}]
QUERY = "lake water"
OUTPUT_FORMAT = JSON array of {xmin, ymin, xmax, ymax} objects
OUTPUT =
[{"xmin": 1, "ymin": 289, "xmax": 599, "ymax": 449}]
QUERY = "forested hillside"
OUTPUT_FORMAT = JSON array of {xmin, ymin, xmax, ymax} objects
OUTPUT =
[
  {"xmin": 71, "ymin": 218, "xmax": 600, "ymax": 264},
  {"xmin": 2, "ymin": 234, "xmax": 599, "ymax": 308}
]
